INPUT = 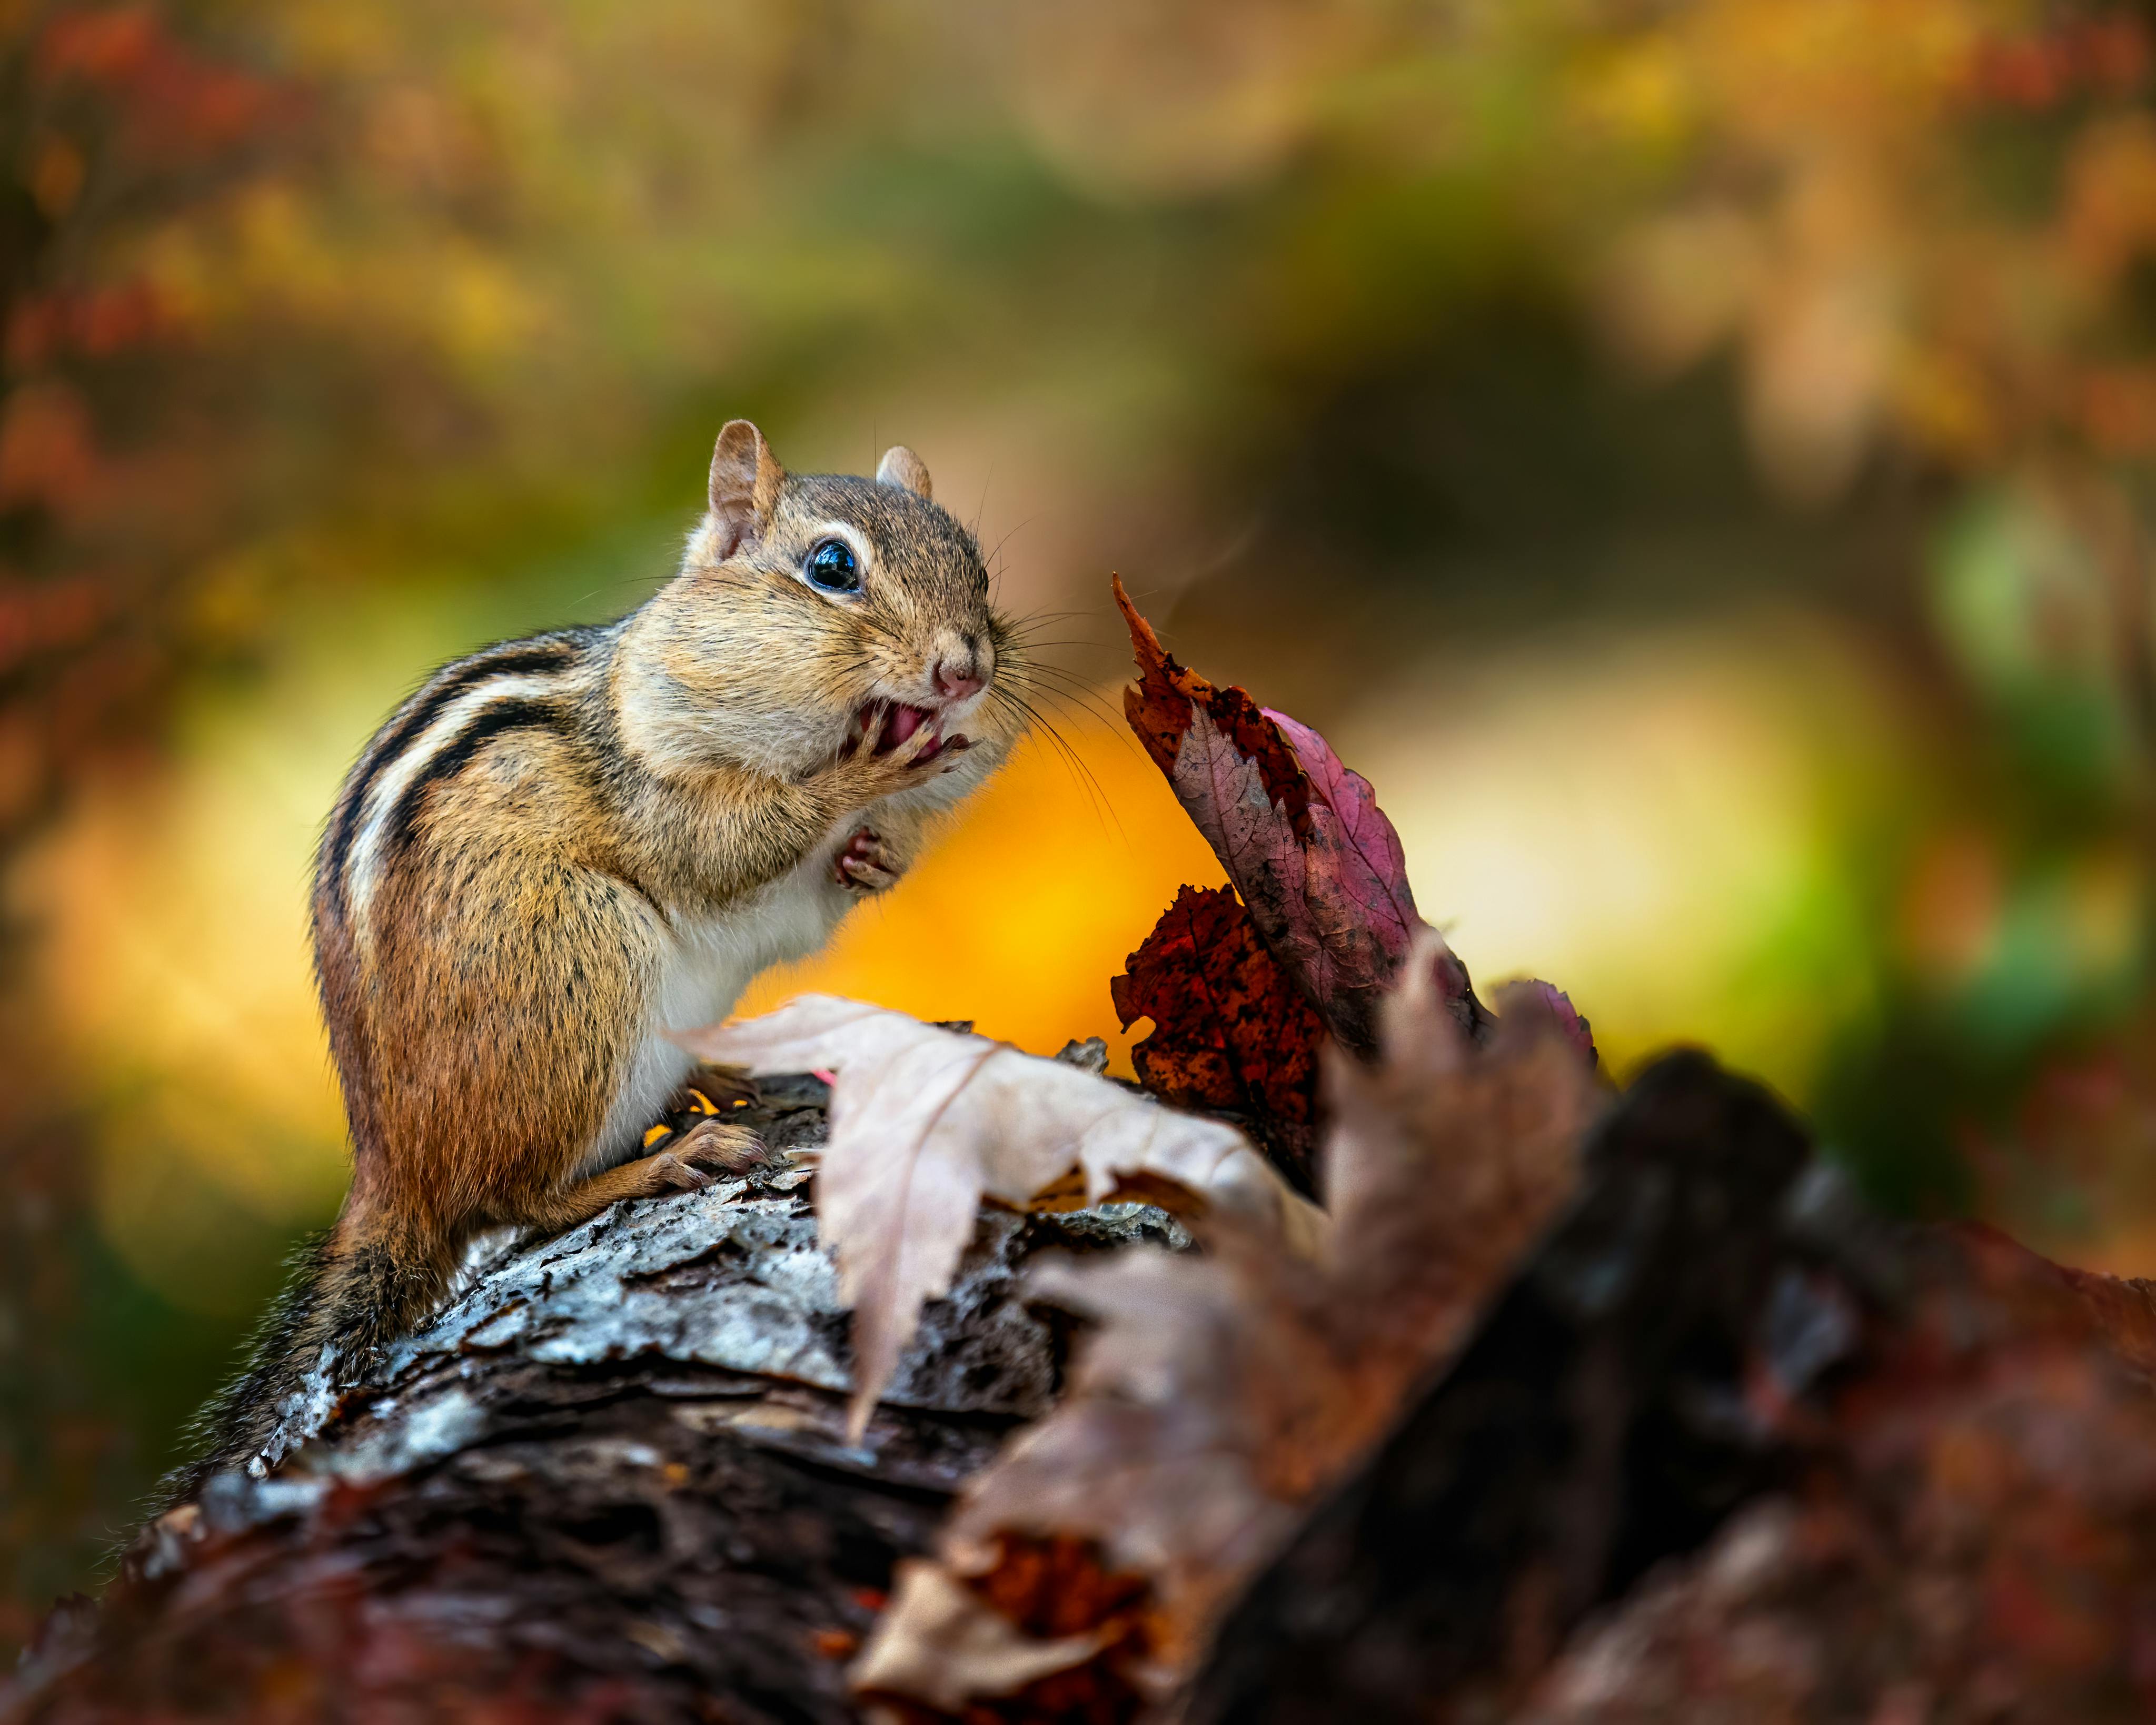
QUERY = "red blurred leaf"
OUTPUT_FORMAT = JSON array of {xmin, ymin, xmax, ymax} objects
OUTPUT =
[
  {"xmin": 1110, "ymin": 885, "xmax": 1325, "ymax": 1189},
  {"xmin": 1112, "ymin": 576, "xmax": 1434, "ymax": 1056},
  {"xmin": 37, "ymin": 5, "xmax": 291, "ymax": 157},
  {"xmin": 1509, "ymin": 978, "xmax": 1598, "ymax": 1070},
  {"xmin": 0, "ymin": 383, "xmax": 101, "ymax": 513}
]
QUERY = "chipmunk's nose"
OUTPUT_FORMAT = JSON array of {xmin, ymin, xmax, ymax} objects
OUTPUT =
[{"xmin": 933, "ymin": 636, "xmax": 987, "ymax": 702}]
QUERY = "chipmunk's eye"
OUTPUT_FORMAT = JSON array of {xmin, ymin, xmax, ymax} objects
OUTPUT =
[{"xmin": 802, "ymin": 537, "xmax": 860, "ymax": 596}]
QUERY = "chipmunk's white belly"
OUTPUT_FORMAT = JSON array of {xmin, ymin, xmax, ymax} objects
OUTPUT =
[{"xmin": 580, "ymin": 837, "xmax": 853, "ymax": 1176}]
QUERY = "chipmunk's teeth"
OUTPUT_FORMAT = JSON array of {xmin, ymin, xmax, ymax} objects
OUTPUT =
[{"xmin": 873, "ymin": 703, "xmax": 935, "ymax": 756}]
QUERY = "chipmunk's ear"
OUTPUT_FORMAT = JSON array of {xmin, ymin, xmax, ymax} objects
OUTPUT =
[
  {"xmin": 875, "ymin": 444, "xmax": 932, "ymax": 500},
  {"xmin": 708, "ymin": 420, "xmax": 787, "ymax": 558}
]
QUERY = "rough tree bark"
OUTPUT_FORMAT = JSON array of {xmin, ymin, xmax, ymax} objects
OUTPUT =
[{"xmin": 1, "ymin": 1068, "xmax": 1187, "ymax": 1724}]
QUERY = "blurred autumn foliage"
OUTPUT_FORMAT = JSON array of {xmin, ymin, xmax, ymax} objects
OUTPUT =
[
  {"xmin": 3, "ymin": 4, "xmax": 292, "ymax": 846},
  {"xmin": 8, "ymin": 0, "xmax": 2156, "ymax": 1662}
]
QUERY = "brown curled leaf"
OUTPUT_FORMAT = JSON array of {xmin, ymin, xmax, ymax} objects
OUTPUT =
[{"xmin": 855, "ymin": 930, "xmax": 1602, "ymax": 1714}]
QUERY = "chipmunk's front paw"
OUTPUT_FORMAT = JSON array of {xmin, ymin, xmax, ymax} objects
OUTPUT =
[{"xmin": 836, "ymin": 827, "xmax": 904, "ymax": 894}]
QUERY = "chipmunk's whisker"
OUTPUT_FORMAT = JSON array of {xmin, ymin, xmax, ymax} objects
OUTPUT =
[
  {"xmin": 1000, "ymin": 664, "xmax": 1130, "ymax": 736},
  {"xmin": 987, "ymin": 686, "xmax": 1122, "ymax": 835}
]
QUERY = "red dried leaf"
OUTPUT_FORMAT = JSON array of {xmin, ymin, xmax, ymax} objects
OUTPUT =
[
  {"xmin": 1110, "ymin": 885, "xmax": 1325, "ymax": 1188},
  {"xmin": 853, "ymin": 1543, "xmax": 1155, "ymax": 1723},
  {"xmin": 1112, "ymin": 576, "xmax": 1435, "ymax": 1055},
  {"xmin": 1259, "ymin": 707, "xmax": 1420, "ymax": 1012},
  {"xmin": 1114, "ymin": 576, "xmax": 1310, "ymax": 831}
]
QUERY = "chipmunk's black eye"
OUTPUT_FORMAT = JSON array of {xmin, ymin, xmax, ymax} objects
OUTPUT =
[{"xmin": 802, "ymin": 537, "xmax": 860, "ymax": 595}]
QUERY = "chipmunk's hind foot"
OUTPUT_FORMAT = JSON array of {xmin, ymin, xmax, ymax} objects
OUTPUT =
[{"xmin": 670, "ymin": 1118, "xmax": 766, "ymax": 1175}]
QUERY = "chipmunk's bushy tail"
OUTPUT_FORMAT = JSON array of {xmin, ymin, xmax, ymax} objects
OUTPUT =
[{"xmin": 156, "ymin": 1213, "xmax": 456, "ymax": 1510}]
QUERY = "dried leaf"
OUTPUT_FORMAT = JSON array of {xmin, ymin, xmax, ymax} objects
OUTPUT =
[
  {"xmin": 1263, "ymin": 706, "xmax": 1418, "ymax": 965},
  {"xmin": 1110, "ymin": 884, "xmax": 1325, "ymax": 1189},
  {"xmin": 1112, "ymin": 576, "xmax": 1453, "ymax": 1054},
  {"xmin": 1508, "ymin": 978, "xmax": 1598, "ymax": 1069},
  {"xmin": 856, "ymin": 930, "xmax": 1602, "ymax": 1712},
  {"xmin": 1185, "ymin": 1047, "xmax": 1820, "ymax": 1723},
  {"xmin": 851, "ymin": 1561, "xmax": 1114, "ymax": 1712},
  {"xmin": 1116, "ymin": 579, "xmax": 1309, "ymax": 827},
  {"xmin": 676, "ymin": 997, "xmax": 1325, "ymax": 1440}
]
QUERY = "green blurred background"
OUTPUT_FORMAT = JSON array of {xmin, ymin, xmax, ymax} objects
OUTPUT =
[{"xmin": 7, "ymin": 0, "xmax": 2156, "ymax": 1654}]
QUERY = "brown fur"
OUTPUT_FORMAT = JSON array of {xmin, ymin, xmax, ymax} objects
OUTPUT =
[{"xmin": 171, "ymin": 423, "xmax": 1023, "ymax": 1498}]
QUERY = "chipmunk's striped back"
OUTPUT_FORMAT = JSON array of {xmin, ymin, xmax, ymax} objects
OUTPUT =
[{"xmin": 315, "ymin": 627, "xmax": 610, "ymax": 939}]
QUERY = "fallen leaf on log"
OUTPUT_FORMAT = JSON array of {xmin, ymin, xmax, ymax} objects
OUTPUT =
[
  {"xmin": 850, "ymin": 1546, "xmax": 1125, "ymax": 1717},
  {"xmin": 852, "ymin": 929, "xmax": 1602, "ymax": 1716},
  {"xmin": 676, "ymin": 997, "xmax": 1326, "ymax": 1441},
  {"xmin": 1110, "ymin": 884, "xmax": 1326, "ymax": 1191}
]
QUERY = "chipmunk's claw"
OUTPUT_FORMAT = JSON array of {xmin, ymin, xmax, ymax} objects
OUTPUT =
[{"xmin": 836, "ymin": 827, "xmax": 903, "ymax": 894}]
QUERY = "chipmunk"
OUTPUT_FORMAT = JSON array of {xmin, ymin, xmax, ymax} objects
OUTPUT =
[{"xmin": 171, "ymin": 422, "xmax": 1020, "ymax": 1497}]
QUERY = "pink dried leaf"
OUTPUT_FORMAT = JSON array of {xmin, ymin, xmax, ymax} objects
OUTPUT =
[
  {"xmin": 1167, "ymin": 700, "xmax": 1423, "ymax": 1057},
  {"xmin": 1504, "ymin": 979, "xmax": 1598, "ymax": 1069},
  {"xmin": 1264, "ymin": 706, "xmax": 1418, "ymax": 957}
]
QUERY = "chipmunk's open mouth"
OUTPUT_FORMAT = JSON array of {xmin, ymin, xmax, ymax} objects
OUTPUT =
[{"xmin": 844, "ymin": 700, "xmax": 963, "ymax": 764}]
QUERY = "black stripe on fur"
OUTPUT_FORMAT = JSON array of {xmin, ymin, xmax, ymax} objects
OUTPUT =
[
  {"xmin": 319, "ymin": 640, "xmax": 578, "ymax": 907},
  {"xmin": 379, "ymin": 698, "xmax": 573, "ymax": 856}
]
